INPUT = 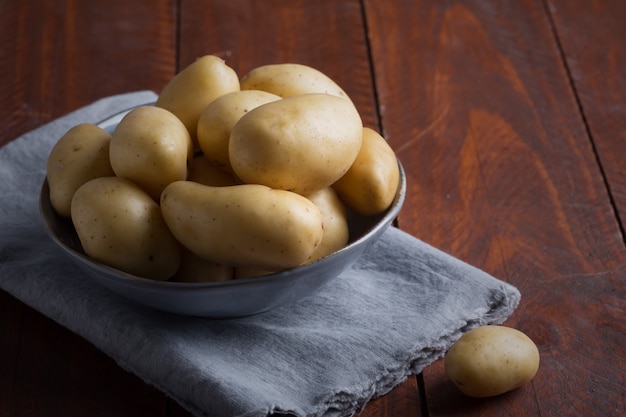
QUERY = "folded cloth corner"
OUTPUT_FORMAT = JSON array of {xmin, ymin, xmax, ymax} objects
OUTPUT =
[{"xmin": 0, "ymin": 91, "xmax": 521, "ymax": 417}]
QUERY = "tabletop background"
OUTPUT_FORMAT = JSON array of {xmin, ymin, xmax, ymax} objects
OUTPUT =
[{"xmin": 1, "ymin": 1, "xmax": 625, "ymax": 416}]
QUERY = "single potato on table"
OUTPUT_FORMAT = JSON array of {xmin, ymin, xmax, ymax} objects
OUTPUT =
[{"xmin": 444, "ymin": 325, "xmax": 540, "ymax": 398}]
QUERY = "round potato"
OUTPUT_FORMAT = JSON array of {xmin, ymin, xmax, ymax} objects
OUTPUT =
[
  {"xmin": 156, "ymin": 55, "xmax": 240, "ymax": 143},
  {"xmin": 333, "ymin": 127, "xmax": 400, "ymax": 216},
  {"xmin": 229, "ymin": 93, "xmax": 363, "ymax": 195},
  {"xmin": 71, "ymin": 177, "xmax": 181, "ymax": 280},
  {"xmin": 109, "ymin": 106, "xmax": 192, "ymax": 200},
  {"xmin": 46, "ymin": 123, "xmax": 114, "ymax": 218},
  {"xmin": 305, "ymin": 187, "xmax": 349, "ymax": 262},
  {"xmin": 240, "ymin": 63, "xmax": 352, "ymax": 103},
  {"xmin": 197, "ymin": 90, "xmax": 281, "ymax": 174},
  {"xmin": 160, "ymin": 180, "xmax": 323, "ymax": 270},
  {"xmin": 444, "ymin": 325, "xmax": 540, "ymax": 398}
]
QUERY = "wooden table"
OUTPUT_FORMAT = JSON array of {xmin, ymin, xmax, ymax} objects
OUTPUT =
[{"xmin": 1, "ymin": 1, "xmax": 625, "ymax": 416}]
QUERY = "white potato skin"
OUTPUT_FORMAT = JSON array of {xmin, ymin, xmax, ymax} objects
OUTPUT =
[
  {"xmin": 197, "ymin": 90, "xmax": 281, "ymax": 174},
  {"xmin": 160, "ymin": 181, "xmax": 324, "ymax": 270},
  {"xmin": 333, "ymin": 127, "xmax": 400, "ymax": 216},
  {"xmin": 70, "ymin": 177, "xmax": 181, "ymax": 280},
  {"xmin": 109, "ymin": 106, "xmax": 192, "ymax": 200},
  {"xmin": 229, "ymin": 93, "xmax": 363, "ymax": 195},
  {"xmin": 240, "ymin": 63, "xmax": 353, "ymax": 103},
  {"xmin": 156, "ymin": 55, "xmax": 240, "ymax": 141},
  {"xmin": 46, "ymin": 123, "xmax": 114, "ymax": 218},
  {"xmin": 304, "ymin": 187, "xmax": 349, "ymax": 262},
  {"xmin": 444, "ymin": 325, "xmax": 540, "ymax": 398}
]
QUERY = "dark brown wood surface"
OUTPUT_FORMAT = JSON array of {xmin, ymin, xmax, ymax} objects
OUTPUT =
[{"xmin": 1, "ymin": 1, "xmax": 624, "ymax": 416}]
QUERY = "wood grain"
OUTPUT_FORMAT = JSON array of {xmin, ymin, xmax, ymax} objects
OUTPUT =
[
  {"xmin": 0, "ymin": 0, "xmax": 177, "ymax": 415},
  {"xmin": 548, "ymin": 0, "xmax": 626, "ymax": 236},
  {"xmin": 364, "ymin": 0, "xmax": 626, "ymax": 415},
  {"xmin": 0, "ymin": 0, "xmax": 176, "ymax": 147}
]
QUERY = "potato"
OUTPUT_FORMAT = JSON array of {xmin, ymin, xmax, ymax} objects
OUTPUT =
[
  {"xmin": 160, "ymin": 180, "xmax": 323, "ymax": 270},
  {"xmin": 305, "ymin": 187, "xmax": 349, "ymax": 262},
  {"xmin": 109, "ymin": 106, "xmax": 192, "ymax": 200},
  {"xmin": 333, "ymin": 127, "xmax": 400, "ymax": 216},
  {"xmin": 171, "ymin": 248, "xmax": 233, "ymax": 283},
  {"xmin": 46, "ymin": 123, "xmax": 115, "ymax": 218},
  {"xmin": 187, "ymin": 155, "xmax": 238, "ymax": 187},
  {"xmin": 229, "ymin": 93, "xmax": 363, "ymax": 195},
  {"xmin": 156, "ymin": 55, "xmax": 240, "ymax": 143},
  {"xmin": 197, "ymin": 90, "xmax": 281, "ymax": 174},
  {"xmin": 71, "ymin": 177, "xmax": 181, "ymax": 280},
  {"xmin": 240, "ymin": 63, "xmax": 352, "ymax": 103},
  {"xmin": 444, "ymin": 325, "xmax": 540, "ymax": 398}
]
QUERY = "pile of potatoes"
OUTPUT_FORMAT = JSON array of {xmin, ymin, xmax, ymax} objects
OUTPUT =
[{"xmin": 46, "ymin": 55, "xmax": 401, "ymax": 282}]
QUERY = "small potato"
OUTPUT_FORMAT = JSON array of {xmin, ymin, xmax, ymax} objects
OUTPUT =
[
  {"xmin": 305, "ymin": 187, "xmax": 349, "ymax": 262},
  {"xmin": 156, "ymin": 55, "xmax": 240, "ymax": 142},
  {"xmin": 197, "ymin": 90, "xmax": 281, "ymax": 174},
  {"xmin": 187, "ymin": 155, "xmax": 238, "ymax": 187},
  {"xmin": 333, "ymin": 127, "xmax": 400, "ymax": 216},
  {"xmin": 109, "ymin": 106, "xmax": 192, "ymax": 200},
  {"xmin": 240, "ymin": 63, "xmax": 352, "ymax": 103},
  {"xmin": 229, "ymin": 93, "xmax": 363, "ymax": 195},
  {"xmin": 46, "ymin": 123, "xmax": 114, "ymax": 218},
  {"xmin": 71, "ymin": 177, "xmax": 181, "ymax": 280},
  {"xmin": 444, "ymin": 325, "xmax": 540, "ymax": 398},
  {"xmin": 171, "ymin": 248, "xmax": 234, "ymax": 283},
  {"xmin": 160, "ymin": 181, "xmax": 323, "ymax": 270}
]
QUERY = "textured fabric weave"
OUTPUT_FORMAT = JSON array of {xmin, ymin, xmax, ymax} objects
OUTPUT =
[{"xmin": 0, "ymin": 92, "xmax": 521, "ymax": 417}]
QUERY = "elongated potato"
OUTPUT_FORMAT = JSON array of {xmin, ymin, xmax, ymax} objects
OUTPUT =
[
  {"xmin": 444, "ymin": 325, "xmax": 540, "ymax": 398},
  {"xmin": 305, "ymin": 187, "xmax": 349, "ymax": 262},
  {"xmin": 46, "ymin": 123, "xmax": 114, "ymax": 218},
  {"xmin": 197, "ymin": 90, "xmax": 281, "ymax": 174},
  {"xmin": 333, "ymin": 127, "xmax": 400, "ymax": 216},
  {"xmin": 156, "ymin": 55, "xmax": 240, "ymax": 142},
  {"xmin": 229, "ymin": 93, "xmax": 363, "ymax": 195},
  {"xmin": 240, "ymin": 63, "xmax": 352, "ymax": 103},
  {"xmin": 109, "ymin": 106, "xmax": 192, "ymax": 200},
  {"xmin": 71, "ymin": 177, "xmax": 181, "ymax": 280},
  {"xmin": 160, "ymin": 181, "xmax": 323, "ymax": 270}
]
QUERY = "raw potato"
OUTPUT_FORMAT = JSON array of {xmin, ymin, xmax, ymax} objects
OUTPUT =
[
  {"xmin": 160, "ymin": 181, "xmax": 324, "ymax": 270},
  {"xmin": 305, "ymin": 187, "xmax": 349, "ymax": 262},
  {"xmin": 109, "ymin": 106, "xmax": 192, "ymax": 200},
  {"xmin": 240, "ymin": 63, "xmax": 353, "ymax": 103},
  {"xmin": 156, "ymin": 55, "xmax": 240, "ymax": 142},
  {"xmin": 46, "ymin": 123, "xmax": 114, "ymax": 218},
  {"xmin": 187, "ymin": 155, "xmax": 238, "ymax": 187},
  {"xmin": 71, "ymin": 177, "xmax": 181, "ymax": 280},
  {"xmin": 333, "ymin": 127, "xmax": 400, "ymax": 216},
  {"xmin": 171, "ymin": 248, "xmax": 233, "ymax": 283},
  {"xmin": 229, "ymin": 93, "xmax": 363, "ymax": 195},
  {"xmin": 197, "ymin": 90, "xmax": 281, "ymax": 174},
  {"xmin": 444, "ymin": 325, "xmax": 540, "ymax": 398}
]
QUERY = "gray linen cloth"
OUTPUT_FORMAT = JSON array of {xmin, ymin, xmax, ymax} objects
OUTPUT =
[{"xmin": 0, "ymin": 91, "xmax": 521, "ymax": 417}]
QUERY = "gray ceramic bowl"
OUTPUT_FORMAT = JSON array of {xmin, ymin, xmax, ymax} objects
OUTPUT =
[{"xmin": 39, "ymin": 107, "xmax": 406, "ymax": 318}]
